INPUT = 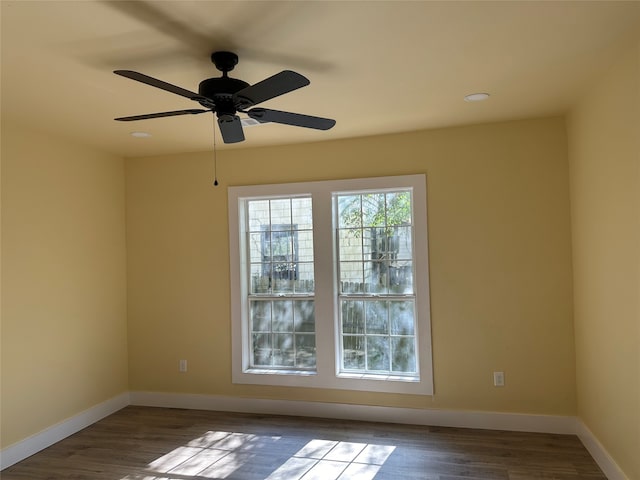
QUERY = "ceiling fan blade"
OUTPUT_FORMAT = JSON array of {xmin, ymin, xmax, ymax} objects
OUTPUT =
[
  {"xmin": 247, "ymin": 108, "xmax": 336, "ymax": 130},
  {"xmin": 115, "ymin": 109, "xmax": 209, "ymax": 121},
  {"xmin": 218, "ymin": 115, "xmax": 245, "ymax": 143},
  {"xmin": 234, "ymin": 71, "xmax": 310, "ymax": 108},
  {"xmin": 114, "ymin": 70, "xmax": 203, "ymax": 101}
]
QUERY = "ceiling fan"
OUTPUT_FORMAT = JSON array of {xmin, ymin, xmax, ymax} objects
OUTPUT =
[{"xmin": 114, "ymin": 51, "xmax": 336, "ymax": 144}]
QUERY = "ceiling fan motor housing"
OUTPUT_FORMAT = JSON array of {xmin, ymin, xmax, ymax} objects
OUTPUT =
[{"xmin": 198, "ymin": 77, "xmax": 250, "ymax": 114}]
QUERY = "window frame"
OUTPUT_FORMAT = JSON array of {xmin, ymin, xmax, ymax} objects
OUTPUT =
[{"xmin": 228, "ymin": 174, "xmax": 433, "ymax": 395}]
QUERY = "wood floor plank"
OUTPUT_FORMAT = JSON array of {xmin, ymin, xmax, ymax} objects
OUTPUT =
[{"xmin": 1, "ymin": 406, "xmax": 606, "ymax": 480}]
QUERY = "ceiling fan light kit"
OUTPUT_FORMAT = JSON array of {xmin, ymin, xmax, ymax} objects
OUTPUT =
[{"xmin": 114, "ymin": 51, "xmax": 336, "ymax": 144}]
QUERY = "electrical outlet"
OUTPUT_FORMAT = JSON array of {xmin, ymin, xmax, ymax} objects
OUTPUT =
[
  {"xmin": 493, "ymin": 371, "xmax": 505, "ymax": 387},
  {"xmin": 179, "ymin": 359, "xmax": 188, "ymax": 373}
]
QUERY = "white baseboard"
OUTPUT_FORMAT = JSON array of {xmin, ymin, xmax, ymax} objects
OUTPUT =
[
  {"xmin": 0, "ymin": 392, "xmax": 130, "ymax": 470},
  {"xmin": 129, "ymin": 391, "xmax": 577, "ymax": 434},
  {"xmin": 576, "ymin": 420, "xmax": 629, "ymax": 480}
]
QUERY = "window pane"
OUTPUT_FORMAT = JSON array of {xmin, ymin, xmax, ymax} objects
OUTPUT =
[
  {"xmin": 340, "ymin": 262, "xmax": 364, "ymax": 293},
  {"xmin": 272, "ymin": 300, "xmax": 293, "ymax": 332},
  {"xmin": 393, "ymin": 226, "xmax": 413, "ymax": 260},
  {"xmin": 298, "ymin": 230, "xmax": 314, "ymax": 262},
  {"xmin": 272, "ymin": 269, "xmax": 294, "ymax": 293},
  {"xmin": 295, "ymin": 334, "xmax": 316, "ymax": 367},
  {"xmin": 270, "ymin": 199, "xmax": 291, "ymax": 226},
  {"xmin": 390, "ymin": 301, "xmax": 415, "ymax": 335},
  {"xmin": 295, "ymin": 263, "xmax": 314, "ymax": 293},
  {"xmin": 365, "ymin": 301, "xmax": 388, "ymax": 334},
  {"xmin": 250, "ymin": 301, "xmax": 271, "ymax": 332},
  {"xmin": 386, "ymin": 191, "xmax": 412, "ymax": 226},
  {"xmin": 362, "ymin": 228, "xmax": 374, "ymax": 257},
  {"xmin": 248, "ymin": 200, "xmax": 270, "ymax": 232},
  {"xmin": 392, "ymin": 337, "xmax": 416, "ymax": 373},
  {"xmin": 362, "ymin": 193, "xmax": 385, "ymax": 227},
  {"xmin": 292, "ymin": 197, "xmax": 313, "ymax": 230},
  {"xmin": 338, "ymin": 195, "xmax": 362, "ymax": 228},
  {"xmin": 371, "ymin": 227, "xmax": 390, "ymax": 257},
  {"xmin": 343, "ymin": 336, "xmax": 365, "ymax": 369},
  {"xmin": 273, "ymin": 334, "xmax": 294, "ymax": 367},
  {"xmin": 342, "ymin": 300, "xmax": 364, "ymax": 334},
  {"xmin": 294, "ymin": 300, "xmax": 315, "ymax": 332},
  {"xmin": 271, "ymin": 231, "xmax": 293, "ymax": 258},
  {"xmin": 364, "ymin": 260, "xmax": 388, "ymax": 294},
  {"xmin": 338, "ymin": 229, "xmax": 363, "ymax": 261},
  {"xmin": 251, "ymin": 264, "xmax": 270, "ymax": 294},
  {"xmin": 248, "ymin": 233, "xmax": 264, "ymax": 263},
  {"xmin": 273, "ymin": 263, "xmax": 296, "ymax": 279},
  {"xmin": 252, "ymin": 333, "xmax": 271, "ymax": 366},
  {"xmin": 366, "ymin": 336, "xmax": 390, "ymax": 371},
  {"xmin": 389, "ymin": 261, "xmax": 413, "ymax": 294}
]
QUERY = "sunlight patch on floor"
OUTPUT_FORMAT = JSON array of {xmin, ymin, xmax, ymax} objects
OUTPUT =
[
  {"xmin": 119, "ymin": 430, "xmax": 396, "ymax": 480},
  {"xmin": 266, "ymin": 440, "xmax": 395, "ymax": 480}
]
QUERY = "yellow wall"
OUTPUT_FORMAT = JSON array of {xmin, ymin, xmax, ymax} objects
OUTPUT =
[
  {"xmin": 0, "ymin": 123, "xmax": 129, "ymax": 448},
  {"xmin": 126, "ymin": 116, "xmax": 577, "ymax": 414},
  {"xmin": 567, "ymin": 44, "xmax": 640, "ymax": 479}
]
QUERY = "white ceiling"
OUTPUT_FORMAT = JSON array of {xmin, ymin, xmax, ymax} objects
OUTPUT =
[{"xmin": 2, "ymin": 1, "xmax": 639, "ymax": 158}]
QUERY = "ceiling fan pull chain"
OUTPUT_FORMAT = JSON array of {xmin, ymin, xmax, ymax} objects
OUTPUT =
[{"xmin": 212, "ymin": 114, "xmax": 219, "ymax": 187}]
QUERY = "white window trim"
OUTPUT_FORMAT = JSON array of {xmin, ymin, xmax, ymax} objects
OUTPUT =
[{"xmin": 228, "ymin": 174, "xmax": 433, "ymax": 395}]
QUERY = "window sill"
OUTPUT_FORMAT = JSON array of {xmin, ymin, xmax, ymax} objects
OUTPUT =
[
  {"xmin": 233, "ymin": 367, "xmax": 432, "ymax": 395},
  {"xmin": 337, "ymin": 372, "xmax": 419, "ymax": 383},
  {"xmin": 244, "ymin": 368, "xmax": 317, "ymax": 376}
]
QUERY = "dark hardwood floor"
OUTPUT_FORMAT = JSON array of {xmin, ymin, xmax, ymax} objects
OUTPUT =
[{"xmin": 1, "ymin": 406, "xmax": 605, "ymax": 480}]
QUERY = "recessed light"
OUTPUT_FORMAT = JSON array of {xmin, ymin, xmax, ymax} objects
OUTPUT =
[
  {"xmin": 130, "ymin": 131, "xmax": 151, "ymax": 138},
  {"xmin": 464, "ymin": 93, "xmax": 490, "ymax": 102}
]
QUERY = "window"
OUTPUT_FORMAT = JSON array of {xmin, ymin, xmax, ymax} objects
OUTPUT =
[
  {"xmin": 229, "ymin": 175, "xmax": 432, "ymax": 394},
  {"xmin": 246, "ymin": 197, "xmax": 316, "ymax": 370},
  {"xmin": 336, "ymin": 191, "xmax": 417, "ymax": 377}
]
